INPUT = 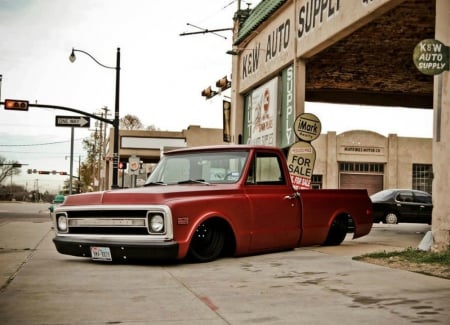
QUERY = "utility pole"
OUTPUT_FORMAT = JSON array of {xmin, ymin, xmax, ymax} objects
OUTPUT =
[{"xmin": 101, "ymin": 106, "xmax": 109, "ymax": 190}]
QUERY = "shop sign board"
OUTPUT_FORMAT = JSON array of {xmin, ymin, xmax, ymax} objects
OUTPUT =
[
  {"xmin": 287, "ymin": 113, "xmax": 322, "ymax": 189},
  {"xmin": 413, "ymin": 39, "xmax": 449, "ymax": 75},
  {"xmin": 287, "ymin": 141, "xmax": 316, "ymax": 190},
  {"xmin": 293, "ymin": 112, "xmax": 321, "ymax": 142},
  {"xmin": 244, "ymin": 77, "xmax": 279, "ymax": 146}
]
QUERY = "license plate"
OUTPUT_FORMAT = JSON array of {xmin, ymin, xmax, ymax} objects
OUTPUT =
[{"xmin": 90, "ymin": 246, "xmax": 112, "ymax": 261}]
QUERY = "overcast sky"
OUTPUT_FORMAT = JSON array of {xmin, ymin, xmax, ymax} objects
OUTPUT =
[{"xmin": 0, "ymin": 0, "xmax": 433, "ymax": 192}]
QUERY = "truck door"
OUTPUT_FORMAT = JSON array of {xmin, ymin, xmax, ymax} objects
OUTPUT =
[{"xmin": 244, "ymin": 152, "xmax": 300, "ymax": 251}]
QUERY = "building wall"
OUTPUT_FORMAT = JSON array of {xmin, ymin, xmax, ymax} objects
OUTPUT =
[
  {"xmin": 106, "ymin": 125, "xmax": 432, "ymax": 193},
  {"xmin": 313, "ymin": 130, "xmax": 432, "ymax": 191}
]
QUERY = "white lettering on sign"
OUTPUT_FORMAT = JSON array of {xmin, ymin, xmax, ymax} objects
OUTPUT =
[
  {"xmin": 59, "ymin": 118, "xmax": 77, "ymax": 124},
  {"xmin": 285, "ymin": 66, "xmax": 294, "ymax": 144},
  {"xmin": 413, "ymin": 39, "xmax": 449, "ymax": 75},
  {"xmin": 298, "ymin": 0, "xmax": 340, "ymax": 39},
  {"xmin": 343, "ymin": 146, "xmax": 382, "ymax": 154}
]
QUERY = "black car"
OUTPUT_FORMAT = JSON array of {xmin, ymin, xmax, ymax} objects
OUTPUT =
[{"xmin": 370, "ymin": 189, "xmax": 432, "ymax": 224}]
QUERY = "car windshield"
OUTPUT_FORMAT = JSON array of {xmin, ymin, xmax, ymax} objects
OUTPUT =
[{"xmin": 145, "ymin": 150, "xmax": 249, "ymax": 185}]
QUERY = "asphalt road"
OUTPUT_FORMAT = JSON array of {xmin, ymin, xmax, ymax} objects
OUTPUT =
[{"xmin": 0, "ymin": 201, "xmax": 449, "ymax": 324}]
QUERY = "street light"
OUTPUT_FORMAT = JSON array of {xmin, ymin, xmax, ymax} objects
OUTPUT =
[{"xmin": 69, "ymin": 47, "xmax": 121, "ymax": 189}]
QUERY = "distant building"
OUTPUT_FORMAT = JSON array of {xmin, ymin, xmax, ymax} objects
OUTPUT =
[{"xmin": 104, "ymin": 126, "xmax": 432, "ymax": 195}]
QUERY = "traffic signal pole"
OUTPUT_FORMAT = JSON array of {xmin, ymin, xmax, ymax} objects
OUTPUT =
[{"xmin": 1, "ymin": 101, "xmax": 116, "ymax": 190}]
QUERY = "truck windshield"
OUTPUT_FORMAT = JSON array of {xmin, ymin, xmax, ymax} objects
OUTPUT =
[{"xmin": 145, "ymin": 150, "xmax": 249, "ymax": 185}]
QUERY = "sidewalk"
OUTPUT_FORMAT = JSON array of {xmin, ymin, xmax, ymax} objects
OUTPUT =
[{"xmin": 0, "ymin": 220, "xmax": 449, "ymax": 324}]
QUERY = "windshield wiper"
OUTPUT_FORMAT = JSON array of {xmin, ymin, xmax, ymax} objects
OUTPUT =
[
  {"xmin": 177, "ymin": 179, "xmax": 210, "ymax": 185},
  {"xmin": 144, "ymin": 181, "xmax": 167, "ymax": 186}
]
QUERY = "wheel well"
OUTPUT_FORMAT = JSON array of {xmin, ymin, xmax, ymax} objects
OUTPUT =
[
  {"xmin": 322, "ymin": 213, "xmax": 349, "ymax": 246},
  {"xmin": 201, "ymin": 217, "xmax": 236, "ymax": 257},
  {"xmin": 344, "ymin": 214, "xmax": 354, "ymax": 233},
  {"xmin": 334, "ymin": 213, "xmax": 350, "ymax": 227},
  {"xmin": 385, "ymin": 209, "xmax": 400, "ymax": 217}
]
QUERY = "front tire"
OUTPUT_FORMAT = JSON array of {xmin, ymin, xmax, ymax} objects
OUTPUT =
[
  {"xmin": 188, "ymin": 220, "xmax": 225, "ymax": 262},
  {"xmin": 385, "ymin": 212, "xmax": 398, "ymax": 224},
  {"xmin": 323, "ymin": 216, "xmax": 348, "ymax": 246}
]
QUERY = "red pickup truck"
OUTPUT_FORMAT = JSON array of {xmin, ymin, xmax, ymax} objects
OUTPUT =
[{"xmin": 52, "ymin": 145, "xmax": 372, "ymax": 262}]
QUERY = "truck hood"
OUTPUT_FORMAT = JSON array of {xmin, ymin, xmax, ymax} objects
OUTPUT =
[{"xmin": 61, "ymin": 184, "xmax": 236, "ymax": 207}]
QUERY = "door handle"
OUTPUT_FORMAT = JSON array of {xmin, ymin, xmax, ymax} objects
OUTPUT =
[{"xmin": 284, "ymin": 193, "xmax": 299, "ymax": 200}]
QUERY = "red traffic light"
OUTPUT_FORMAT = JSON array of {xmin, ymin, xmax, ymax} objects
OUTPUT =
[{"xmin": 4, "ymin": 99, "xmax": 29, "ymax": 111}]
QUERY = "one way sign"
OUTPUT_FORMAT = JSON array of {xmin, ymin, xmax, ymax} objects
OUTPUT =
[{"xmin": 55, "ymin": 115, "xmax": 90, "ymax": 128}]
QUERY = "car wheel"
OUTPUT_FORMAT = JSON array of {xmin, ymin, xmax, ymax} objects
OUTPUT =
[
  {"xmin": 385, "ymin": 212, "xmax": 398, "ymax": 224},
  {"xmin": 188, "ymin": 220, "xmax": 225, "ymax": 262},
  {"xmin": 323, "ymin": 216, "xmax": 348, "ymax": 246}
]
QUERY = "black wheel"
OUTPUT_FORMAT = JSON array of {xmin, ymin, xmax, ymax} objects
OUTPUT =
[
  {"xmin": 323, "ymin": 216, "xmax": 348, "ymax": 246},
  {"xmin": 385, "ymin": 212, "xmax": 398, "ymax": 224},
  {"xmin": 188, "ymin": 220, "xmax": 225, "ymax": 262}
]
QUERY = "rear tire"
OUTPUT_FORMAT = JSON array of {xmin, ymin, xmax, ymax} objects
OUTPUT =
[
  {"xmin": 188, "ymin": 220, "xmax": 225, "ymax": 262},
  {"xmin": 323, "ymin": 216, "xmax": 348, "ymax": 246}
]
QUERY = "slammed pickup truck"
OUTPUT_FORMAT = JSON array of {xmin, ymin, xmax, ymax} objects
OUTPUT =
[{"xmin": 52, "ymin": 145, "xmax": 373, "ymax": 263}]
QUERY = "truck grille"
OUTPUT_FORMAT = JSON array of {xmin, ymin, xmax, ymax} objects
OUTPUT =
[{"xmin": 60, "ymin": 209, "xmax": 152, "ymax": 236}]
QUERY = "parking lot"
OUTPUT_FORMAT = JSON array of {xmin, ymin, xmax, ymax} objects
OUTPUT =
[{"xmin": 0, "ymin": 202, "xmax": 449, "ymax": 324}]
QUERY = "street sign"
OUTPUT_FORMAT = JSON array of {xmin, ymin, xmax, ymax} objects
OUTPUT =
[{"xmin": 55, "ymin": 115, "xmax": 90, "ymax": 128}]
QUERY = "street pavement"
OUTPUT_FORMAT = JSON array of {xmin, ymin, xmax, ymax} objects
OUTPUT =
[{"xmin": 0, "ymin": 202, "xmax": 449, "ymax": 324}]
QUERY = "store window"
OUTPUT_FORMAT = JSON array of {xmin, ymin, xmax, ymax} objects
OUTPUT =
[
  {"xmin": 412, "ymin": 164, "xmax": 432, "ymax": 194},
  {"xmin": 311, "ymin": 175, "xmax": 323, "ymax": 189},
  {"xmin": 339, "ymin": 162, "xmax": 384, "ymax": 173}
]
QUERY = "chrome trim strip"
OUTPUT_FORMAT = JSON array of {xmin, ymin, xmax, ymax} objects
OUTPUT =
[{"xmin": 54, "ymin": 204, "xmax": 174, "ymax": 240}]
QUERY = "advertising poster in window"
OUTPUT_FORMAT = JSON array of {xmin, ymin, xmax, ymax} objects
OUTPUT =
[{"xmin": 248, "ymin": 78, "xmax": 279, "ymax": 146}]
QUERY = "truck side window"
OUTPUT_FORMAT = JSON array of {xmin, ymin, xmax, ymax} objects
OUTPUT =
[{"xmin": 247, "ymin": 153, "xmax": 285, "ymax": 185}]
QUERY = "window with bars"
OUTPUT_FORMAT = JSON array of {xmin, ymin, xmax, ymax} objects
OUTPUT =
[
  {"xmin": 412, "ymin": 164, "xmax": 432, "ymax": 194},
  {"xmin": 339, "ymin": 162, "xmax": 384, "ymax": 173},
  {"xmin": 311, "ymin": 175, "xmax": 322, "ymax": 189}
]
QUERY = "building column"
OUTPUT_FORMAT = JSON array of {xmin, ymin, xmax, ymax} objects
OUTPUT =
[
  {"xmin": 431, "ymin": 0, "xmax": 450, "ymax": 252},
  {"xmin": 294, "ymin": 59, "xmax": 306, "ymax": 117},
  {"xmin": 387, "ymin": 134, "xmax": 398, "ymax": 189},
  {"xmin": 326, "ymin": 132, "xmax": 338, "ymax": 188}
]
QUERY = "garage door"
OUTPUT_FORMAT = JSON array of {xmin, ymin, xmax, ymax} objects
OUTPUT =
[{"xmin": 340, "ymin": 173, "xmax": 383, "ymax": 196}]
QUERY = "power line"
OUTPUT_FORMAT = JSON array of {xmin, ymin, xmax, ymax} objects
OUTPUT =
[{"xmin": 0, "ymin": 138, "xmax": 85, "ymax": 147}]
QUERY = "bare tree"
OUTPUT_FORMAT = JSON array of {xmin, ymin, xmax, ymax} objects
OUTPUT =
[
  {"xmin": 146, "ymin": 124, "xmax": 160, "ymax": 131},
  {"xmin": 120, "ymin": 114, "xmax": 144, "ymax": 130},
  {"xmin": 0, "ymin": 156, "xmax": 21, "ymax": 184}
]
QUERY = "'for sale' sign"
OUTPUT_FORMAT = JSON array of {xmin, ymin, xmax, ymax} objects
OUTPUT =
[{"xmin": 287, "ymin": 141, "xmax": 316, "ymax": 190}]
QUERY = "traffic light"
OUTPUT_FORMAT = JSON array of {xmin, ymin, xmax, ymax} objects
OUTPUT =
[
  {"xmin": 201, "ymin": 86, "xmax": 217, "ymax": 99},
  {"xmin": 216, "ymin": 76, "xmax": 231, "ymax": 91},
  {"xmin": 4, "ymin": 99, "xmax": 29, "ymax": 111}
]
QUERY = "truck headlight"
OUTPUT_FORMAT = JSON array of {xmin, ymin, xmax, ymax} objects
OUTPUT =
[
  {"xmin": 149, "ymin": 214, "xmax": 164, "ymax": 233},
  {"xmin": 57, "ymin": 215, "xmax": 68, "ymax": 232}
]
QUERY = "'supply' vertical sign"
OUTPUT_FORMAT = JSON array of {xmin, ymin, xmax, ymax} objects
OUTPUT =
[{"xmin": 287, "ymin": 113, "xmax": 321, "ymax": 190}]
